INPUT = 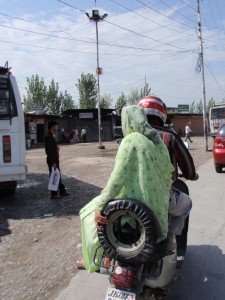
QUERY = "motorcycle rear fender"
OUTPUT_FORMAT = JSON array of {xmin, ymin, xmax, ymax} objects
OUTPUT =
[{"xmin": 144, "ymin": 250, "xmax": 177, "ymax": 289}]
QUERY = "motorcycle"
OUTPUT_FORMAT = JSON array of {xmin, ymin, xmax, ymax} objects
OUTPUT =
[{"xmin": 93, "ymin": 179, "xmax": 189, "ymax": 300}]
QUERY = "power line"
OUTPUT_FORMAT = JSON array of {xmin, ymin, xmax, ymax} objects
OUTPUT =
[
  {"xmin": 204, "ymin": 55, "xmax": 225, "ymax": 93},
  {"xmin": 0, "ymin": 11, "xmax": 91, "ymax": 39},
  {"xmin": 108, "ymin": 0, "xmax": 194, "ymax": 35},
  {"xmin": 104, "ymin": 18, "xmax": 194, "ymax": 52},
  {"xmin": 135, "ymin": 0, "xmax": 196, "ymax": 29},
  {"xmin": 57, "ymin": 0, "xmax": 86, "ymax": 14},
  {"xmin": 57, "ymin": 0, "xmax": 197, "ymax": 52},
  {"xmin": 178, "ymin": 0, "xmax": 196, "ymax": 11},
  {"xmin": 0, "ymin": 22, "xmax": 197, "ymax": 54},
  {"xmin": 158, "ymin": 0, "xmax": 197, "ymax": 23}
]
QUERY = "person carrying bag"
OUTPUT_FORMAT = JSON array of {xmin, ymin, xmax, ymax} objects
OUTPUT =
[{"xmin": 44, "ymin": 120, "xmax": 70, "ymax": 199}]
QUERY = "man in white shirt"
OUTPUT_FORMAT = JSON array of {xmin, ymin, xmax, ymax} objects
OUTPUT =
[{"xmin": 185, "ymin": 122, "xmax": 193, "ymax": 143}]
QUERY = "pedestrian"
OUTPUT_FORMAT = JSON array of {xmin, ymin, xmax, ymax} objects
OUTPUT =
[
  {"xmin": 25, "ymin": 130, "xmax": 31, "ymax": 149},
  {"xmin": 44, "ymin": 120, "xmax": 70, "ymax": 199},
  {"xmin": 185, "ymin": 122, "xmax": 193, "ymax": 143},
  {"xmin": 81, "ymin": 128, "xmax": 87, "ymax": 143},
  {"xmin": 73, "ymin": 128, "xmax": 79, "ymax": 143}
]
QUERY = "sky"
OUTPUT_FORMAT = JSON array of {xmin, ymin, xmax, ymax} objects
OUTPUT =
[{"xmin": 1, "ymin": 0, "xmax": 225, "ymax": 108}]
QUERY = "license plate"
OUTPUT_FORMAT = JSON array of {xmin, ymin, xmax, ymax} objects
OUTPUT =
[{"xmin": 105, "ymin": 287, "xmax": 136, "ymax": 300}]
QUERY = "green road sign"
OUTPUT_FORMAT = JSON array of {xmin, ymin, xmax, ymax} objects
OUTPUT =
[{"xmin": 178, "ymin": 104, "xmax": 189, "ymax": 112}]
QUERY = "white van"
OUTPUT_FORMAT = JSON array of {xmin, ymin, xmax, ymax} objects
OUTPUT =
[{"xmin": 0, "ymin": 64, "xmax": 26, "ymax": 194}]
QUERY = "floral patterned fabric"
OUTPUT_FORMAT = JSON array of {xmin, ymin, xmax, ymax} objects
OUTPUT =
[{"xmin": 80, "ymin": 105, "xmax": 174, "ymax": 272}]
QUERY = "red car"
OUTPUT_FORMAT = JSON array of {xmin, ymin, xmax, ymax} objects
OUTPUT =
[{"xmin": 213, "ymin": 122, "xmax": 225, "ymax": 173}]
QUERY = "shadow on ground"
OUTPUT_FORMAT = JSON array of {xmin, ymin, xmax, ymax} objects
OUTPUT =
[
  {"xmin": 0, "ymin": 173, "xmax": 101, "ymax": 239},
  {"xmin": 168, "ymin": 245, "xmax": 225, "ymax": 299}
]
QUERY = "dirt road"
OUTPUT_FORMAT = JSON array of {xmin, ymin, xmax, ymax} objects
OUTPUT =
[{"xmin": 0, "ymin": 137, "xmax": 214, "ymax": 300}]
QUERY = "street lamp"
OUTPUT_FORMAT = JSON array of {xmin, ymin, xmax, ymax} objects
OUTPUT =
[{"xmin": 86, "ymin": 10, "xmax": 108, "ymax": 149}]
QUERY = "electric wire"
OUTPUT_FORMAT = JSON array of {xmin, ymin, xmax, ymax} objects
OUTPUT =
[
  {"xmin": 135, "ymin": 0, "xmax": 196, "ymax": 29},
  {"xmin": 158, "ymin": 0, "xmax": 197, "ymax": 23},
  {"xmin": 57, "ymin": 0, "xmax": 197, "ymax": 52}
]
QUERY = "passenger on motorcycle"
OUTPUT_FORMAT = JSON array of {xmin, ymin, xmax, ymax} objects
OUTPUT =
[{"xmin": 79, "ymin": 105, "xmax": 174, "ymax": 272}]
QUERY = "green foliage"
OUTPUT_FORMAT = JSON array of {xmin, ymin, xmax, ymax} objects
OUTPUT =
[
  {"xmin": 23, "ymin": 75, "xmax": 74, "ymax": 115},
  {"xmin": 62, "ymin": 91, "xmax": 74, "ymax": 112},
  {"xmin": 189, "ymin": 101, "xmax": 196, "ymax": 113},
  {"xmin": 140, "ymin": 82, "xmax": 151, "ymax": 98},
  {"xmin": 100, "ymin": 93, "xmax": 113, "ymax": 108},
  {"xmin": 76, "ymin": 73, "xmax": 98, "ymax": 109},
  {"xmin": 46, "ymin": 80, "xmax": 60, "ymax": 115},
  {"xmin": 207, "ymin": 97, "xmax": 216, "ymax": 112},
  {"xmin": 196, "ymin": 99, "xmax": 203, "ymax": 113},
  {"xmin": 127, "ymin": 88, "xmax": 140, "ymax": 105},
  {"xmin": 23, "ymin": 75, "xmax": 47, "ymax": 112},
  {"xmin": 115, "ymin": 92, "xmax": 127, "ymax": 109},
  {"xmin": 123, "ymin": 82, "xmax": 152, "ymax": 107},
  {"xmin": 189, "ymin": 97, "xmax": 216, "ymax": 114}
]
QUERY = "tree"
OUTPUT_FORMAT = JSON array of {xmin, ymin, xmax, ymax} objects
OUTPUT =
[
  {"xmin": 140, "ymin": 82, "xmax": 151, "ymax": 98},
  {"xmin": 127, "ymin": 88, "xmax": 140, "ymax": 105},
  {"xmin": 46, "ymin": 79, "xmax": 61, "ymax": 115},
  {"xmin": 23, "ymin": 75, "xmax": 47, "ymax": 112},
  {"xmin": 46, "ymin": 80, "xmax": 74, "ymax": 115},
  {"xmin": 23, "ymin": 75, "xmax": 74, "ymax": 115},
  {"xmin": 115, "ymin": 92, "xmax": 127, "ymax": 109},
  {"xmin": 76, "ymin": 73, "xmax": 98, "ymax": 109},
  {"xmin": 207, "ymin": 97, "xmax": 215, "ymax": 113},
  {"xmin": 61, "ymin": 91, "xmax": 74, "ymax": 113},
  {"xmin": 100, "ymin": 93, "xmax": 113, "ymax": 108},
  {"xmin": 189, "ymin": 101, "xmax": 196, "ymax": 113},
  {"xmin": 196, "ymin": 99, "xmax": 203, "ymax": 113}
]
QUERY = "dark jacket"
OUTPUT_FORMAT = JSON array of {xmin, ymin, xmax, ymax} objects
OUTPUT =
[
  {"xmin": 153, "ymin": 126, "xmax": 197, "ymax": 181},
  {"xmin": 44, "ymin": 131, "xmax": 59, "ymax": 166}
]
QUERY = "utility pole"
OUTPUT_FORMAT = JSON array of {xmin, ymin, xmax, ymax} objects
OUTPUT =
[
  {"xmin": 86, "ymin": 10, "xmax": 107, "ymax": 149},
  {"xmin": 197, "ymin": 0, "xmax": 208, "ymax": 151}
]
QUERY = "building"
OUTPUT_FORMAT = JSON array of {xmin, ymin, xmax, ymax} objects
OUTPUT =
[{"xmin": 24, "ymin": 108, "xmax": 117, "ymax": 145}]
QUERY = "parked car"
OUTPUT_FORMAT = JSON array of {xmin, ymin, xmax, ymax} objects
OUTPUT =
[{"xmin": 213, "ymin": 122, "xmax": 225, "ymax": 173}]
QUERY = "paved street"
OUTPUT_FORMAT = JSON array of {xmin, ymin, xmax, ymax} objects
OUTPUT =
[{"xmin": 55, "ymin": 157, "xmax": 225, "ymax": 300}]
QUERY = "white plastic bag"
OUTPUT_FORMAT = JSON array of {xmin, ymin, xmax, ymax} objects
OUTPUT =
[{"xmin": 48, "ymin": 167, "xmax": 60, "ymax": 191}]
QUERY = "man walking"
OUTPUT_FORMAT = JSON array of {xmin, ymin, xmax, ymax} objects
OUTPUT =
[
  {"xmin": 44, "ymin": 120, "xmax": 70, "ymax": 199},
  {"xmin": 185, "ymin": 122, "xmax": 193, "ymax": 143}
]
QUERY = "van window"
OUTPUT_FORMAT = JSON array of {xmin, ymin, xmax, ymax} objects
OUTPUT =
[{"xmin": 0, "ymin": 78, "xmax": 17, "ymax": 117}]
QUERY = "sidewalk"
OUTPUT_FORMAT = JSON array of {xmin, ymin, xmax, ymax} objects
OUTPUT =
[
  {"xmin": 55, "ymin": 270, "xmax": 109, "ymax": 300},
  {"xmin": 55, "ymin": 158, "xmax": 225, "ymax": 300}
]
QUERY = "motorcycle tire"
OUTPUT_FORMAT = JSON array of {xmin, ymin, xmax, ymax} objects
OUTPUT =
[{"xmin": 97, "ymin": 199, "xmax": 159, "ymax": 264}]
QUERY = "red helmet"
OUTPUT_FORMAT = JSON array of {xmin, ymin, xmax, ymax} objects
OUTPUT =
[{"xmin": 139, "ymin": 95, "xmax": 167, "ymax": 126}]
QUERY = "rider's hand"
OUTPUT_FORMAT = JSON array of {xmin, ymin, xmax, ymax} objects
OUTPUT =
[{"xmin": 95, "ymin": 210, "xmax": 107, "ymax": 229}]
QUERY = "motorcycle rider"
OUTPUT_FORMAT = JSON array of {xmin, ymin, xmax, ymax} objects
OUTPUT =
[
  {"xmin": 139, "ymin": 96, "xmax": 198, "ymax": 249},
  {"xmin": 138, "ymin": 95, "xmax": 199, "ymax": 183}
]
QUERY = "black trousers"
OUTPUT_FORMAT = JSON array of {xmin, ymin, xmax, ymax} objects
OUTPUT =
[
  {"xmin": 47, "ymin": 160, "xmax": 66, "ymax": 196},
  {"xmin": 185, "ymin": 133, "xmax": 192, "ymax": 142}
]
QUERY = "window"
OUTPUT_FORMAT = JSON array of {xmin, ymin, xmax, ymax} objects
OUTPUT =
[
  {"xmin": 211, "ymin": 107, "xmax": 225, "ymax": 120},
  {"xmin": 217, "ymin": 124, "xmax": 225, "ymax": 137},
  {"xmin": 0, "ymin": 78, "xmax": 17, "ymax": 117}
]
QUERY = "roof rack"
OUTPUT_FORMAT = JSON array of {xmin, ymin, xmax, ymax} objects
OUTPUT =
[{"xmin": 0, "ymin": 61, "xmax": 11, "ymax": 75}]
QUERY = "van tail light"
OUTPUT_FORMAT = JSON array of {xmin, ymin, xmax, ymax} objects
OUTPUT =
[{"xmin": 3, "ymin": 135, "xmax": 11, "ymax": 163}]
